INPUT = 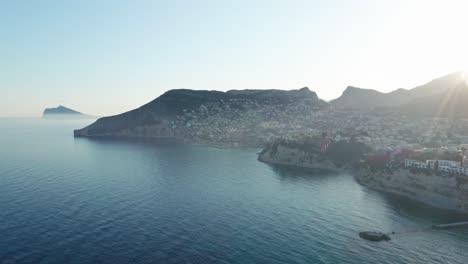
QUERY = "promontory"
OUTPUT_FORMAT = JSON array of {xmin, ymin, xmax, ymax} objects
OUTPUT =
[{"xmin": 74, "ymin": 87, "xmax": 327, "ymax": 146}]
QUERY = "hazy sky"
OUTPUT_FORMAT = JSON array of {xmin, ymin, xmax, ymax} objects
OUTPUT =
[{"xmin": 2, "ymin": 0, "xmax": 468, "ymax": 117}]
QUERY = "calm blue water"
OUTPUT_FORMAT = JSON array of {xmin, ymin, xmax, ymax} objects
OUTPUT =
[{"xmin": 0, "ymin": 118, "xmax": 467, "ymax": 264}]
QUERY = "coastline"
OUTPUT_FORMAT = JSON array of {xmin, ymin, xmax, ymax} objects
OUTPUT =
[
  {"xmin": 256, "ymin": 142, "xmax": 468, "ymax": 214},
  {"xmin": 73, "ymin": 133, "xmax": 468, "ymax": 214},
  {"xmin": 354, "ymin": 168, "xmax": 468, "ymax": 214},
  {"xmin": 259, "ymin": 154, "xmax": 468, "ymax": 214}
]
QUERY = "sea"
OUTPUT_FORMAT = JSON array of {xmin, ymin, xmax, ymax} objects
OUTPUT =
[{"xmin": 0, "ymin": 118, "xmax": 467, "ymax": 264}]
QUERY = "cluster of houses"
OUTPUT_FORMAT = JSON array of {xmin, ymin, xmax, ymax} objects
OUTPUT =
[
  {"xmin": 171, "ymin": 96, "xmax": 329, "ymax": 144},
  {"xmin": 405, "ymin": 159, "xmax": 468, "ymax": 176}
]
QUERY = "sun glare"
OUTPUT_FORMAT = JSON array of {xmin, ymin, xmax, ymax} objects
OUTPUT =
[{"xmin": 463, "ymin": 72, "xmax": 468, "ymax": 86}]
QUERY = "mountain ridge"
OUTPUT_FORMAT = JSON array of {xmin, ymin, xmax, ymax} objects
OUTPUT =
[
  {"xmin": 73, "ymin": 72, "xmax": 468, "ymax": 144},
  {"xmin": 396, "ymin": 81, "xmax": 468, "ymax": 118},
  {"xmin": 331, "ymin": 72, "xmax": 465, "ymax": 110}
]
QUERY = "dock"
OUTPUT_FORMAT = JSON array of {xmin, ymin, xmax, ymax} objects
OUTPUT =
[{"xmin": 432, "ymin": 221, "xmax": 468, "ymax": 229}]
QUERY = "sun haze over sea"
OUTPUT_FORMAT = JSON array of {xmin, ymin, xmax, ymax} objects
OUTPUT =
[{"xmin": 2, "ymin": 0, "xmax": 468, "ymax": 117}]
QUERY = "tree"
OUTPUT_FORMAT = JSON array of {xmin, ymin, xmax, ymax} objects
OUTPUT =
[{"xmin": 321, "ymin": 131, "xmax": 328, "ymax": 139}]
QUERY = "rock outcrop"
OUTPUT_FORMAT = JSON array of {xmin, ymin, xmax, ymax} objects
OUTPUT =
[
  {"xmin": 258, "ymin": 143, "xmax": 338, "ymax": 171},
  {"xmin": 355, "ymin": 169, "xmax": 468, "ymax": 213}
]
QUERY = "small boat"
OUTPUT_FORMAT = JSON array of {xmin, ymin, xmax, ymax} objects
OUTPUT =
[{"xmin": 359, "ymin": 231, "xmax": 391, "ymax": 242}]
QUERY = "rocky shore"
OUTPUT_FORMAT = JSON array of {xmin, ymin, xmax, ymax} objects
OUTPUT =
[
  {"xmin": 257, "ymin": 141, "xmax": 468, "ymax": 214},
  {"xmin": 355, "ymin": 168, "xmax": 468, "ymax": 213}
]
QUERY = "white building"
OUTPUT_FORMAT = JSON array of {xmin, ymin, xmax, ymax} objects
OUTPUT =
[
  {"xmin": 405, "ymin": 159, "xmax": 428, "ymax": 169},
  {"xmin": 405, "ymin": 159, "xmax": 467, "ymax": 176},
  {"xmin": 439, "ymin": 165, "xmax": 468, "ymax": 175},
  {"xmin": 426, "ymin": 160, "xmax": 461, "ymax": 169},
  {"xmin": 438, "ymin": 160, "xmax": 461, "ymax": 167},
  {"xmin": 426, "ymin": 160, "xmax": 436, "ymax": 169}
]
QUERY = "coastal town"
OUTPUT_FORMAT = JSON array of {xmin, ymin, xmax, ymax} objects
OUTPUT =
[
  {"xmin": 168, "ymin": 97, "xmax": 468, "ymax": 170},
  {"xmin": 161, "ymin": 90, "xmax": 468, "ymax": 180},
  {"xmin": 159, "ymin": 89, "xmax": 467, "ymax": 150},
  {"xmin": 167, "ymin": 89, "xmax": 326, "ymax": 145}
]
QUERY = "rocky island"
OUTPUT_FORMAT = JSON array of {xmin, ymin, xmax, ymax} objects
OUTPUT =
[{"xmin": 43, "ymin": 105, "xmax": 94, "ymax": 119}]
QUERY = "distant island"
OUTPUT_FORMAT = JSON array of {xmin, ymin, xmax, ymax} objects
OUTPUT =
[{"xmin": 43, "ymin": 105, "xmax": 95, "ymax": 119}]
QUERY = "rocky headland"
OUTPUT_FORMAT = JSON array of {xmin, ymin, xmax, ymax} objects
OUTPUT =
[
  {"xmin": 258, "ymin": 142, "xmax": 338, "ymax": 171},
  {"xmin": 74, "ymin": 87, "xmax": 327, "ymax": 145}
]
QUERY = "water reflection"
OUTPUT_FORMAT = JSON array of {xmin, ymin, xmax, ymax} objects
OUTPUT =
[
  {"xmin": 265, "ymin": 163, "xmax": 339, "ymax": 182},
  {"xmin": 375, "ymin": 190, "xmax": 468, "ymax": 224}
]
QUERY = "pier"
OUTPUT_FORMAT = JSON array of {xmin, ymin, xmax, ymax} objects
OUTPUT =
[{"xmin": 432, "ymin": 221, "xmax": 468, "ymax": 229}]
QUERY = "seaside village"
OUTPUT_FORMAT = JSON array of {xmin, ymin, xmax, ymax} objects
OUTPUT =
[
  {"xmin": 276, "ymin": 113, "xmax": 468, "ymax": 178},
  {"xmin": 352, "ymin": 116, "xmax": 468, "ymax": 177},
  {"xmin": 170, "ymin": 97, "xmax": 468, "ymax": 177},
  {"xmin": 327, "ymin": 129, "xmax": 468, "ymax": 177},
  {"xmin": 318, "ymin": 113, "xmax": 468, "ymax": 177}
]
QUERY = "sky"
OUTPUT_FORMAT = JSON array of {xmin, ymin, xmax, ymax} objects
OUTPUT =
[{"xmin": 2, "ymin": 0, "xmax": 468, "ymax": 117}]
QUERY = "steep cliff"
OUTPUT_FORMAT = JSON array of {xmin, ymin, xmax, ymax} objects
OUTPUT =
[
  {"xmin": 258, "ymin": 140, "xmax": 370, "ymax": 171},
  {"xmin": 355, "ymin": 169, "xmax": 468, "ymax": 213}
]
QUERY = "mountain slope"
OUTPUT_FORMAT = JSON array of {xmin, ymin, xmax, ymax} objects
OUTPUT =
[
  {"xmin": 330, "ymin": 86, "xmax": 408, "ymax": 110},
  {"xmin": 397, "ymin": 81, "xmax": 468, "ymax": 118},
  {"xmin": 331, "ymin": 72, "xmax": 464, "ymax": 110},
  {"xmin": 410, "ymin": 72, "xmax": 464, "ymax": 95},
  {"xmin": 74, "ymin": 87, "xmax": 326, "ymax": 145}
]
